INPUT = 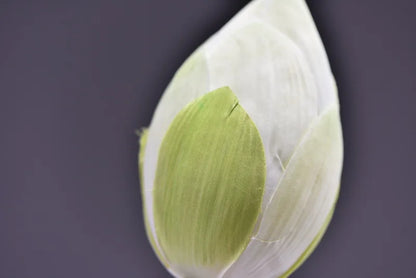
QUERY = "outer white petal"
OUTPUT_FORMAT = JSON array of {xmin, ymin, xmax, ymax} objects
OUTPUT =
[
  {"xmin": 224, "ymin": 104, "xmax": 343, "ymax": 278},
  {"xmin": 213, "ymin": 0, "xmax": 337, "ymax": 112}
]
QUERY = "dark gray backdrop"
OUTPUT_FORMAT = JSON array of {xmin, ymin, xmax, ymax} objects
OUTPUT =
[{"xmin": 1, "ymin": 0, "xmax": 415, "ymax": 277}]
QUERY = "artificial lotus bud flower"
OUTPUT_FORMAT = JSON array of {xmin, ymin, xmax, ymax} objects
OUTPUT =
[{"xmin": 139, "ymin": 0, "xmax": 343, "ymax": 277}]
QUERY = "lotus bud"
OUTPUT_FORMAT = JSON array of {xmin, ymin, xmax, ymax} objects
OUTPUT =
[{"xmin": 138, "ymin": 0, "xmax": 343, "ymax": 277}]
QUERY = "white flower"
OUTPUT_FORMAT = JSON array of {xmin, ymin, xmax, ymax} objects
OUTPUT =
[{"xmin": 139, "ymin": 0, "xmax": 343, "ymax": 277}]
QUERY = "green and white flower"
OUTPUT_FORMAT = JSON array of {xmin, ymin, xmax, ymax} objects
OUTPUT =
[{"xmin": 139, "ymin": 0, "xmax": 343, "ymax": 277}]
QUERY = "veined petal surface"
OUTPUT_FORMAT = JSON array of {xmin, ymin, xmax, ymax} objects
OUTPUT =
[{"xmin": 153, "ymin": 87, "xmax": 266, "ymax": 277}]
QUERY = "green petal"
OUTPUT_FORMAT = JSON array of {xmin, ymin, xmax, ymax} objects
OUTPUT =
[
  {"xmin": 138, "ymin": 128, "xmax": 170, "ymax": 268},
  {"xmin": 153, "ymin": 87, "xmax": 266, "ymax": 277}
]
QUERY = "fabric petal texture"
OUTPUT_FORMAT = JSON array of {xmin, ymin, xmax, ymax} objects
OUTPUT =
[
  {"xmin": 139, "ymin": 0, "xmax": 343, "ymax": 277},
  {"xmin": 153, "ymin": 87, "xmax": 266, "ymax": 277}
]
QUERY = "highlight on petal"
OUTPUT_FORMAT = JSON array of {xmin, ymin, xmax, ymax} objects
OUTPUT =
[{"xmin": 153, "ymin": 87, "xmax": 266, "ymax": 277}]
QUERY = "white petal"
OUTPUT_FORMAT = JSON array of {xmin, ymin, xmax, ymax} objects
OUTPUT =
[
  {"xmin": 242, "ymin": 0, "xmax": 337, "ymax": 112},
  {"xmin": 224, "ymin": 104, "xmax": 343, "ymax": 278},
  {"xmin": 204, "ymin": 20, "xmax": 319, "ymax": 210}
]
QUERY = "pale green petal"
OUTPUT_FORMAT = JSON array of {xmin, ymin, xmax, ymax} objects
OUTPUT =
[
  {"xmin": 279, "ymin": 203, "xmax": 336, "ymax": 278},
  {"xmin": 138, "ymin": 129, "xmax": 148, "ymax": 189},
  {"xmin": 224, "ymin": 104, "xmax": 343, "ymax": 278},
  {"xmin": 153, "ymin": 87, "xmax": 266, "ymax": 277}
]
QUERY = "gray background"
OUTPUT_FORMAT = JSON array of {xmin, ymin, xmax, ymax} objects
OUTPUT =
[{"xmin": 1, "ymin": 0, "xmax": 415, "ymax": 277}]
